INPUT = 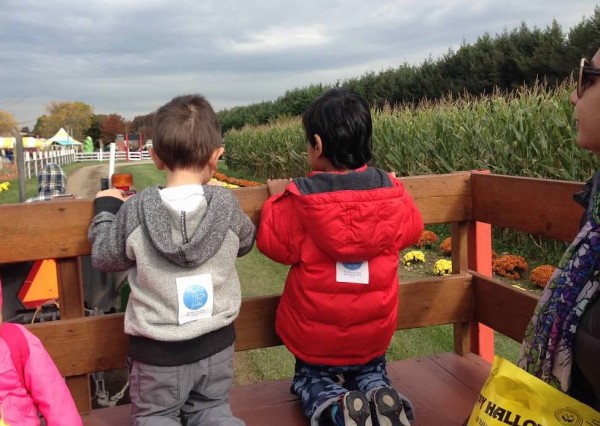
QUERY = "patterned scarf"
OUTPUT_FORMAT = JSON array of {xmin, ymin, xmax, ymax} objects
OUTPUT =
[{"xmin": 519, "ymin": 171, "xmax": 600, "ymax": 392}]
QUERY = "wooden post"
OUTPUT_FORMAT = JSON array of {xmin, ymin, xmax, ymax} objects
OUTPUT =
[
  {"xmin": 56, "ymin": 257, "xmax": 91, "ymax": 413},
  {"xmin": 468, "ymin": 171, "xmax": 494, "ymax": 363},
  {"xmin": 452, "ymin": 222, "xmax": 471, "ymax": 355}
]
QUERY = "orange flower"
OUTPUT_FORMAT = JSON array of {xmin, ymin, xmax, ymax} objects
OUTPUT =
[
  {"xmin": 439, "ymin": 237, "xmax": 452, "ymax": 255},
  {"xmin": 530, "ymin": 265, "xmax": 555, "ymax": 288},
  {"xmin": 416, "ymin": 230, "xmax": 438, "ymax": 248},
  {"xmin": 213, "ymin": 172, "xmax": 263, "ymax": 187},
  {"xmin": 492, "ymin": 254, "xmax": 528, "ymax": 280}
]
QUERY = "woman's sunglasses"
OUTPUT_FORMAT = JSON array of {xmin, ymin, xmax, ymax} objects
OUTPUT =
[{"xmin": 578, "ymin": 57, "xmax": 600, "ymax": 98}]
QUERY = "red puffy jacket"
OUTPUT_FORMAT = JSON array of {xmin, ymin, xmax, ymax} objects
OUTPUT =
[{"xmin": 257, "ymin": 167, "xmax": 423, "ymax": 366}]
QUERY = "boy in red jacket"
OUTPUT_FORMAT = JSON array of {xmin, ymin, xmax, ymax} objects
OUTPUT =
[{"xmin": 257, "ymin": 89, "xmax": 423, "ymax": 426}]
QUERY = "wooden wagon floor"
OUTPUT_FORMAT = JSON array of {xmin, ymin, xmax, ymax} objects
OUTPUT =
[{"xmin": 82, "ymin": 352, "xmax": 490, "ymax": 426}]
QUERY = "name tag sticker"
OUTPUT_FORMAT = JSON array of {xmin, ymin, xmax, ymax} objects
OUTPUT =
[
  {"xmin": 336, "ymin": 261, "xmax": 369, "ymax": 284},
  {"xmin": 176, "ymin": 274, "xmax": 213, "ymax": 325}
]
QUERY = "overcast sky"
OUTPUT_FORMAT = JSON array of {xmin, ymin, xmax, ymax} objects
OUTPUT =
[{"xmin": 1, "ymin": 0, "xmax": 598, "ymax": 128}]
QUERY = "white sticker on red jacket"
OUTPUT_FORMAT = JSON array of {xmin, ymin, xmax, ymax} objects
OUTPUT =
[
  {"xmin": 176, "ymin": 274, "xmax": 213, "ymax": 324},
  {"xmin": 336, "ymin": 261, "xmax": 369, "ymax": 284}
]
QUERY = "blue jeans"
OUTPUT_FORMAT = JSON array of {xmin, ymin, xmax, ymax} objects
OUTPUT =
[{"xmin": 291, "ymin": 355, "xmax": 394, "ymax": 423}]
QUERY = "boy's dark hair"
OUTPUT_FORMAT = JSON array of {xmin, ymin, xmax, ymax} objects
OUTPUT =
[
  {"xmin": 152, "ymin": 94, "xmax": 222, "ymax": 170},
  {"xmin": 302, "ymin": 88, "xmax": 372, "ymax": 169}
]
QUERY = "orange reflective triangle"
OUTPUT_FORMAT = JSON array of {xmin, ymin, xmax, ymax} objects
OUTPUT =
[{"xmin": 18, "ymin": 259, "xmax": 59, "ymax": 309}]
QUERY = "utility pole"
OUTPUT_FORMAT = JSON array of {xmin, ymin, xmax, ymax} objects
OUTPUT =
[{"xmin": 11, "ymin": 128, "xmax": 25, "ymax": 202}]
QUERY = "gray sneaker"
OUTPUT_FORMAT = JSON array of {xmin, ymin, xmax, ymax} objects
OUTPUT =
[{"xmin": 370, "ymin": 387, "xmax": 411, "ymax": 426}]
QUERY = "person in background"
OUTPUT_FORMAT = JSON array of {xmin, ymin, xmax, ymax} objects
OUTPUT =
[
  {"xmin": 519, "ymin": 48, "xmax": 600, "ymax": 411},
  {"xmin": 23, "ymin": 163, "xmax": 117, "ymax": 314},
  {"xmin": 0, "ymin": 283, "xmax": 82, "ymax": 426},
  {"xmin": 88, "ymin": 94, "xmax": 255, "ymax": 425},
  {"xmin": 257, "ymin": 88, "xmax": 424, "ymax": 426},
  {"xmin": 25, "ymin": 163, "xmax": 71, "ymax": 202}
]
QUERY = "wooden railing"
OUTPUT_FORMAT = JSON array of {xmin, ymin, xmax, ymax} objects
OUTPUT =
[{"xmin": 0, "ymin": 171, "xmax": 585, "ymax": 416}]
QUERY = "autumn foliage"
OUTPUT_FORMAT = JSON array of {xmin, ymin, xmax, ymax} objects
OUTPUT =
[
  {"xmin": 101, "ymin": 114, "xmax": 129, "ymax": 144},
  {"xmin": 0, "ymin": 110, "xmax": 18, "ymax": 136}
]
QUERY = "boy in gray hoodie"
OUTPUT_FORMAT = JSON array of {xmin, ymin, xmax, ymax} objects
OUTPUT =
[{"xmin": 88, "ymin": 94, "xmax": 255, "ymax": 426}]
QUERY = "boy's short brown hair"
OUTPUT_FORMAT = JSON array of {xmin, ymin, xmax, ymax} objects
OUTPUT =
[{"xmin": 152, "ymin": 94, "xmax": 222, "ymax": 170}]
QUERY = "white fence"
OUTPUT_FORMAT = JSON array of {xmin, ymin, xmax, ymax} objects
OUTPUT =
[
  {"xmin": 22, "ymin": 150, "xmax": 77, "ymax": 179},
  {"xmin": 75, "ymin": 151, "xmax": 152, "ymax": 162},
  {"xmin": 1, "ymin": 149, "xmax": 152, "ymax": 181}
]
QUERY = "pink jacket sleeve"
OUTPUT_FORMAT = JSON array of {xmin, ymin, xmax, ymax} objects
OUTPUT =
[{"xmin": 23, "ymin": 328, "xmax": 82, "ymax": 426}]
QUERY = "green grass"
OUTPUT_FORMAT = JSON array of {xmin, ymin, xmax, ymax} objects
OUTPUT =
[
  {"xmin": 115, "ymin": 163, "xmax": 166, "ymax": 190},
  {"xmin": 218, "ymin": 161, "xmax": 266, "ymax": 183}
]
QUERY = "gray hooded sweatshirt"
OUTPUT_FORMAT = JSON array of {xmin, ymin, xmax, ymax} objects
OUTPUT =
[{"xmin": 88, "ymin": 185, "xmax": 256, "ymax": 366}]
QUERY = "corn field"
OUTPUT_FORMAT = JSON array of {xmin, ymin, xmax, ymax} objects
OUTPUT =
[{"xmin": 224, "ymin": 80, "xmax": 599, "ymax": 183}]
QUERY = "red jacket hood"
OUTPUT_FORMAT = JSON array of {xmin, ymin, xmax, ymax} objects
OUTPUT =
[{"xmin": 286, "ymin": 182, "xmax": 412, "ymax": 262}]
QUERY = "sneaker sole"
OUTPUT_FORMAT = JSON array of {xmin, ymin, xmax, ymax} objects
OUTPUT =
[
  {"xmin": 343, "ymin": 391, "xmax": 372, "ymax": 426},
  {"xmin": 373, "ymin": 388, "xmax": 411, "ymax": 426}
]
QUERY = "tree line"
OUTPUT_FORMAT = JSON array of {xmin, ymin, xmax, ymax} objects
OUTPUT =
[
  {"xmin": 217, "ymin": 7, "xmax": 600, "ymax": 133},
  {"xmin": 1, "ymin": 7, "xmax": 598, "ymax": 144}
]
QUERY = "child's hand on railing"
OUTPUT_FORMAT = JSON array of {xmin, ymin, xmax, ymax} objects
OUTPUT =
[
  {"xmin": 95, "ymin": 188, "xmax": 132, "ymax": 201},
  {"xmin": 266, "ymin": 178, "xmax": 292, "ymax": 196}
]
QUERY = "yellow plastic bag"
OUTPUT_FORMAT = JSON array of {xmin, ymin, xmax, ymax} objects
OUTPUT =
[{"xmin": 467, "ymin": 356, "xmax": 600, "ymax": 426}]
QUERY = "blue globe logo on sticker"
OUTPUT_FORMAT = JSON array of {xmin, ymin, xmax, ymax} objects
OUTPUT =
[
  {"xmin": 183, "ymin": 285, "xmax": 208, "ymax": 310},
  {"xmin": 342, "ymin": 262, "xmax": 363, "ymax": 271}
]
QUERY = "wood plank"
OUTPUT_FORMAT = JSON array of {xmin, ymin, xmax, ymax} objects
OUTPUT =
[
  {"xmin": 471, "ymin": 271, "xmax": 539, "ymax": 342},
  {"xmin": 82, "ymin": 353, "xmax": 489, "ymax": 426},
  {"xmin": 231, "ymin": 381, "xmax": 306, "ymax": 426},
  {"xmin": 82, "ymin": 404, "xmax": 130, "ymax": 426},
  {"xmin": 386, "ymin": 353, "xmax": 489, "ymax": 426},
  {"xmin": 55, "ymin": 256, "xmax": 90, "ymax": 413},
  {"xmin": 67, "ymin": 374, "xmax": 92, "ymax": 415},
  {"xmin": 27, "ymin": 314, "xmax": 129, "ymax": 376},
  {"xmin": 28, "ymin": 275, "xmax": 473, "ymax": 377},
  {"xmin": 396, "ymin": 274, "xmax": 473, "ymax": 330},
  {"xmin": 238, "ymin": 274, "xmax": 473, "ymax": 351},
  {"xmin": 401, "ymin": 172, "xmax": 472, "ymax": 224},
  {"xmin": 430, "ymin": 352, "xmax": 490, "ymax": 393},
  {"xmin": 0, "ymin": 199, "xmax": 94, "ymax": 262},
  {"xmin": 56, "ymin": 257, "xmax": 85, "ymax": 319},
  {"xmin": 471, "ymin": 173, "xmax": 583, "ymax": 242},
  {"xmin": 451, "ymin": 222, "xmax": 471, "ymax": 354},
  {"xmin": 0, "ymin": 172, "xmax": 473, "ymax": 264},
  {"xmin": 234, "ymin": 295, "xmax": 281, "ymax": 351},
  {"xmin": 231, "ymin": 185, "xmax": 269, "ymax": 227}
]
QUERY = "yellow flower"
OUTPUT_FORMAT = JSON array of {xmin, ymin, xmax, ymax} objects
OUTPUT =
[
  {"xmin": 403, "ymin": 250, "xmax": 425, "ymax": 266},
  {"xmin": 0, "ymin": 181, "xmax": 9, "ymax": 192},
  {"xmin": 209, "ymin": 178, "xmax": 239, "ymax": 189},
  {"xmin": 433, "ymin": 259, "xmax": 453, "ymax": 276}
]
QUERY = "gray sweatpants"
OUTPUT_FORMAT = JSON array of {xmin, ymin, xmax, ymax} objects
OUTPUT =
[{"xmin": 128, "ymin": 344, "xmax": 244, "ymax": 426}]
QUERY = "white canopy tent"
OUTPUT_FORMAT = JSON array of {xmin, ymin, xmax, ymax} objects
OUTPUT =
[{"xmin": 46, "ymin": 128, "xmax": 82, "ymax": 147}]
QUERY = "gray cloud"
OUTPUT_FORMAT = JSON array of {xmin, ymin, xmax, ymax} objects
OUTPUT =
[{"xmin": 0, "ymin": 0, "xmax": 597, "ymax": 127}]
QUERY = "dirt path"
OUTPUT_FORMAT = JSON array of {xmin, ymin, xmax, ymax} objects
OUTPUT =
[
  {"xmin": 67, "ymin": 161, "xmax": 152, "ymax": 199},
  {"xmin": 67, "ymin": 164, "xmax": 108, "ymax": 199}
]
